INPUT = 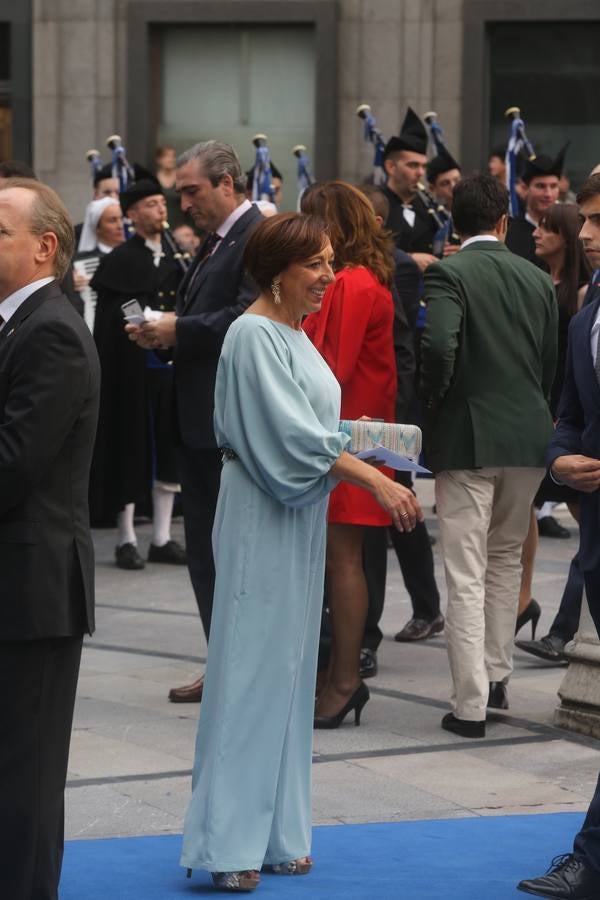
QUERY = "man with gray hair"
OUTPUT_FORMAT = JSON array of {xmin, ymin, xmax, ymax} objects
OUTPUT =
[{"xmin": 127, "ymin": 141, "xmax": 262, "ymax": 702}]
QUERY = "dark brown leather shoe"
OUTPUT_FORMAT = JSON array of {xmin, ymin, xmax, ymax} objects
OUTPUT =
[
  {"xmin": 395, "ymin": 614, "xmax": 444, "ymax": 642},
  {"xmin": 168, "ymin": 675, "xmax": 204, "ymax": 703}
]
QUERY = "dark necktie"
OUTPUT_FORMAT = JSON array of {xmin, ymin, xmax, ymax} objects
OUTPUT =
[
  {"xmin": 595, "ymin": 327, "xmax": 600, "ymax": 386},
  {"xmin": 183, "ymin": 232, "xmax": 222, "ymax": 305}
]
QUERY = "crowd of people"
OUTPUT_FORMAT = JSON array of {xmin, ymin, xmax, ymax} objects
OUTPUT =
[{"xmin": 2, "ymin": 102, "xmax": 600, "ymax": 900}]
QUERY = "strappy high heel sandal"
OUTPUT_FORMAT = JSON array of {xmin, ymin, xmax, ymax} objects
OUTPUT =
[
  {"xmin": 210, "ymin": 870, "xmax": 260, "ymax": 892},
  {"xmin": 263, "ymin": 856, "xmax": 313, "ymax": 875}
]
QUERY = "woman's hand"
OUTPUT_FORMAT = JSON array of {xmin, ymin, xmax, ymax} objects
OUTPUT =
[
  {"xmin": 371, "ymin": 471, "xmax": 424, "ymax": 532},
  {"xmin": 329, "ymin": 451, "xmax": 424, "ymax": 531}
]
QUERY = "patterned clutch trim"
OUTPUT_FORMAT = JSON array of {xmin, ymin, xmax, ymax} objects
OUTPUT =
[{"xmin": 339, "ymin": 420, "xmax": 422, "ymax": 460}]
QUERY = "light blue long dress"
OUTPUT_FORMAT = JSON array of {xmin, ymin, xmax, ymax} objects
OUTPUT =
[{"xmin": 181, "ymin": 314, "xmax": 350, "ymax": 874}]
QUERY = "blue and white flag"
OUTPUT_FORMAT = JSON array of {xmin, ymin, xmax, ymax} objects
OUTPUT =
[
  {"xmin": 504, "ymin": 108, "xmax": 536, "ymax": 217},
  {"xmin": 292, "ymin": 144, "xmax": 315, "ymax": 210},
  {"xmin": 251, "ymin": 135, "xmax": 274, "ymax": 203},
  {"xmin": 357, "ymin": 104, "xmax": 387, "ymax": 186}
]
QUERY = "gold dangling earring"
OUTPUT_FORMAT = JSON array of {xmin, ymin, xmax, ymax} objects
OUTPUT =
[{"xmin": 271, "ymin": 279, "xmax": 282, "ymax": 305}]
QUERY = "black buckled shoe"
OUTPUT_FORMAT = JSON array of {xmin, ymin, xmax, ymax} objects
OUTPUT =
[
  {"xmin": 359, "ymin": 648, "xmax": 378, "ymax": 679},
  {"xmin": 441, "ymin": 712, "xmax": 485, "ymax": 738},
  {"xmin": 394, "ymin": 614, "xmax": 444, "ymax": 642},
  {"xmin": 115, "ymin": 543, "xmax": 145, "ymax": 570},
  {"xmin": 488, "ymin": 681, "xmax": 509, "ymax": 710},
  {"xmin": 148, "ymin": 539, "xmax": 187, "ymax": 565},
  {"xmin": 538, "ymin": 515, "xmax": 571, "ymax": 539},
  {"xmin": 518, "ymin": 854, "xmax": 600, "ymax": 898}
]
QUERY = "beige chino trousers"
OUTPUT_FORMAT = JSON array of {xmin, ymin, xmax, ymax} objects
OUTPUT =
[{"xmin": 435, "ymin": 467, "xmax": 544, "ymax": 722}]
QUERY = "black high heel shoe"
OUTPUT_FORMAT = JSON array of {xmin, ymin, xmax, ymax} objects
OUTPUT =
[
  {"xmin": 515, "ymin": 598, "xmax": 541, "ymax": 639},
  {"xmin": 314, "ymin": 681, "xmax": 369, "ymax": 729}
]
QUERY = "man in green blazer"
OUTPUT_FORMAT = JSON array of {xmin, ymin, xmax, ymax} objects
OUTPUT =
[{"xmin": 421, "ymin": 174, "xmax": 557, "ymax": 738}]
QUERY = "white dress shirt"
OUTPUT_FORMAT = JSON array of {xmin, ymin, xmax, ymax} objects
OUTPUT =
[
  {"xmin": 460, "ymin": 234, "xmax": 499, "ymax": 250},
  {"xmin": 0, "ymin": 277, "xmax": 55, "ymax": 330},
  {"xmin": 216, "ymin": 199, "xmax": 253, "ymax": 245},
  {"xmin": 590, "ymin": 305, "xmax": 600, "ymax": 365}
]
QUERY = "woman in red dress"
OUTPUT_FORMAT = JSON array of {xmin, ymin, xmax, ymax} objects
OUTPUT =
[{"xmin": 302, "ymin": 181, "xmax": 397, "ymax": 727}]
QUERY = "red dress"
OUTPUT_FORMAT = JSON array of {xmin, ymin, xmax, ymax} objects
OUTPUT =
[{"xmin": 303, "ymin": 266, "xmax": 397, "ymax": 526}]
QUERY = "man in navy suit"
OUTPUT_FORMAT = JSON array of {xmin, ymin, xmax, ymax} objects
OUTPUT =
[
  {"xmin": 127, "ymin": 142, "xmax": 262, "ymax": 702},
  {"xmin": 518, "ymin": 173, "xmax": 600, "ymax": 898}
]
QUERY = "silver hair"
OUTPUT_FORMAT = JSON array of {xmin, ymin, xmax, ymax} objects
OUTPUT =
[{"xmin": 177, "ymin": 141, "xmax": 247, "ymax": 194}]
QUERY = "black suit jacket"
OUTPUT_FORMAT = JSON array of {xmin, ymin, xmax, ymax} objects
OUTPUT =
[
  {"xmin": 174, "ymin": 204, "xmax": 262, "ymax": 449},
  {"xmin": 383, "ymin": 187, "xmax": 438, "ymax": 254},
  {"xmin": 0, "ymin": 281, "xmax": 100, "ymax": 640},
  {"xmin": 506, "ymin": 216, "xmax": 547, "ymax": 270},
  {"xmin": 547, "ymin": 299, "xmax": 600, "ymax": 574}
]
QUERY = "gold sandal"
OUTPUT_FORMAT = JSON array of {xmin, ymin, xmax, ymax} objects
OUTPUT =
[
  {"xmin": 211, "ymin": 870, "xmax": 260, "ymax": 892},
  {"xmin": 263, "ymin": 856, "xmax": 312, "ymax": 875}
]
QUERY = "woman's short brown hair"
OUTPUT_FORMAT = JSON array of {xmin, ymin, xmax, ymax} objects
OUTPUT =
[
  {"xmin": 300, "ymin": 180, "xmax": 395, "ymax": 286},
  {"xmin": 244, "ymin": 212, "xmax": 328, "ymax": 291}
]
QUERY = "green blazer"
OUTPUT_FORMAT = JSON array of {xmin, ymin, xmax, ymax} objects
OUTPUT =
[{"xmin": 420, "ymin": 239, "xmax": 557, "ymax": 473}]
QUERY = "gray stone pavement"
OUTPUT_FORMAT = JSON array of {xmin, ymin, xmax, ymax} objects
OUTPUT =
[{"xmin": 66, "ymin": 480, "xmax": 599, "ymax": 842}]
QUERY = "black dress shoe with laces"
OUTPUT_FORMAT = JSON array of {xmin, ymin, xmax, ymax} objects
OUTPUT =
[
  {"xmin": 516, "ymin": 634, "xmax": 567, "ymax": 664},
  {"xmin": 538, "ymin": 515, "xmax": 571, "ymax": 539},
  {"xmin": 115, "ymin": 542, "xmax": 145, "ymax": 570},
  {"xmin": 359, "ymin": 648, "xmax": 378, "ymax": 679},
  {"xmin": 488, "ymin": 681, "xmax": 509, "ymax": 709},
  {"xmin": 518, "ymin": 854, "xmax": 600, "ymax": 898},
  {"xmin": 441, "ymin": 712, "xmax": 485, "ymax": 738}
]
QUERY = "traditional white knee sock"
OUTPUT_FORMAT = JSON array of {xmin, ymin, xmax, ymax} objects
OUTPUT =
[
  {"xmin": 536, "ymin": 501, "xmax": 554, "ymax": 520},
  {"xmin": 117, "ymin": 503, "xmax": 136, "ymax": 547},
  {"xmin": 152, "ymin": 486, "xmax": 174, "ymax": 547}
]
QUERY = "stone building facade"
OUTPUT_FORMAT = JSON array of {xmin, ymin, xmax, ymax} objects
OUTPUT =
[{"xmin": 3, "ymin": 0, "xmax": 600, "ymax": 216}]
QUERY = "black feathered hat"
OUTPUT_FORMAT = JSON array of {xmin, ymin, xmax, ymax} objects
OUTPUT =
[
  {"xmin": 426, "ymin": 149, "xmax": 461, "ymax": 184},
  {"xmin": 522, "ymin": 144, "xmax": 568, "ymax": 185},
  {"xmin": 383, "ymin": 107, "xmax": 428, "ymax": 159},
  {"xmin": 119, "ymin": 178, "xmax": 164, "ymax": 215}
]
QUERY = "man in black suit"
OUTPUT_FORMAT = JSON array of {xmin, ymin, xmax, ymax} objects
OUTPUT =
[
  {"xmin": 127, "ymin": 141, "xmax": 261, "ymax": 702},
  {"xmin": 518, "ymin": 174, "xmax": 600, "ymax": 898},
  {"xmin": 358, "ymin": 185, "xmax": 442, "ymax": 675},
  {"xmin": 0, "ymin": 179, "xmax": 100, "ymax": 899},
  {"xmin": 505, "ymin": 148, "xmax": 566, "ymax": 268}
]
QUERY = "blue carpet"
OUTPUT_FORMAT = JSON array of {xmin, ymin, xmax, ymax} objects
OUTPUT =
[{"xmin": 61, "ymin": 813, "xmax": 585, "ymax": 899}]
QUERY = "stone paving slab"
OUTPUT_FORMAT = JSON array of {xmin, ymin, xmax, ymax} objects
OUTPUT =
[{"xmin": 66, "ymin": 486, "xmax": 598, "ymax": 840}]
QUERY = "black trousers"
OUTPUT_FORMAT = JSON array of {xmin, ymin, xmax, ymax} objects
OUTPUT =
[
  {"xmin": 573, "ymin": 568, "xmax": 600, "ymax": 872},
  {"xmin": 0, "ymin": 635, "xmax": 83, "ymax": 900},
  {"xmin": 549, "ymin": 551, "xmax": 584, "ymax": 643},
  {"xmin": 179, "ymin": 445, "xmax": 222, "ymax": 641},
  {"xmin": 362, "ymin": 473, "xmax": 441, "ymax": 651}
]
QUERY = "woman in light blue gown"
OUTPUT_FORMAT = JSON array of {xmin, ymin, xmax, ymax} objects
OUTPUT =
[{"xmin": 181, "ymin": 213, "xmax": 422, "ymax": 892}]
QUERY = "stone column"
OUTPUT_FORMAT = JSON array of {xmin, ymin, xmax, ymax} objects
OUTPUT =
[{"xmin": 555, "ymin": 590, "xmax": 600, "ymax": 739}]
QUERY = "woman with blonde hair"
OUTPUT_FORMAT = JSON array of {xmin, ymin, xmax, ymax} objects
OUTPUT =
[{"xmin": 302, "ymin": 181, "xmax": 398, "ymax": 728}]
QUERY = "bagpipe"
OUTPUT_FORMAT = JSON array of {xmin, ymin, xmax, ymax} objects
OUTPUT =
[
  {"xmin": 504, "ymin": 106, "xmax": 536, "ymax": 217},
  {"xmin": 85, "ymin": 148, "xmax": 103, "ymax": 182},
  {"xmin": 422, "ymin": 110, "xmax": 460, "ymax": 251},
  {"xmin": 251, "ymin": 134, "xmax": 275, "ymax": 203},
  {"xmin": 423, "ymin": 111, "xmax": 448, "ymax": 157},
  {"xmin": 84, "ymin": 136, "xmax": 190, "ymax": 272},
  {"xmin": 356, "ymin": 103, "xmax": 387, "ymax": 186},
  {"xmin": 355, "ymin": 101, "xmax": 454, "ymax": 257},
  {"xmin": 292, "ymin": 144, "xmax": 315, "ymax": 209}
]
